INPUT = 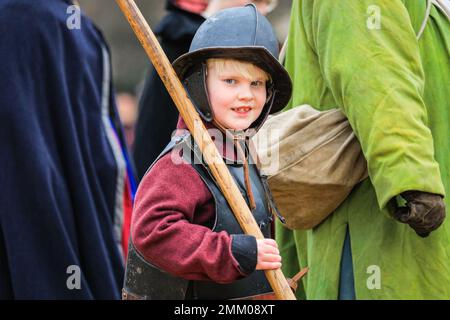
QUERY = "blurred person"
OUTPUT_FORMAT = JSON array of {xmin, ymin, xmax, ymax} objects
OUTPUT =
[
  {"xmin": 278, "ymin": 0, "xmax": 449, "ymax": 299},
  {"xmin": 203, "ymin": 0, "xmax": 278, "ymax": 16},
  {"xmin": 133, "ymin": 0, "xmax": 278, "ymax": 181},
  {"xmin": 116, "ymin": 92, "xmax": 138, "ymax": 150},
  {"xmin": 0, "ymin": 0, "xmax": 136, "ymax": 299},
  {"xmin": 132, "ymin": 0, "xmax": 208, "ymax": 181}
]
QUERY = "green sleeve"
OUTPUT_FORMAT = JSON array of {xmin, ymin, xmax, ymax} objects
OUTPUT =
[{"xmin": 304, "ymin": 0, "xmax": 444, "ymax": 208}]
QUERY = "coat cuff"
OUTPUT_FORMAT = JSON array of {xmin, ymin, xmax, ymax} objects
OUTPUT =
[{"xmin": 230, "ymin": 234, "xmax": 257, "ymax": 275}]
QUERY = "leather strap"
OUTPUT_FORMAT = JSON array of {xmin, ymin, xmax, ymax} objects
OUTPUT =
[{"xmin": 287, "ymin": 267, "xmax": 309, "ymax": 293}]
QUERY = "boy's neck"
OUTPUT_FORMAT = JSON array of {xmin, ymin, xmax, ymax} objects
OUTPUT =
[{"xmin": 176, "ymin": 116, "xmax": 255, "ymax": 163}]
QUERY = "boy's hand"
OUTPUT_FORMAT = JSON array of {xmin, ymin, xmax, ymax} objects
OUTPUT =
[{"xmin": 256, "ymin": 239, "xmax": 282, "ymax": 270}]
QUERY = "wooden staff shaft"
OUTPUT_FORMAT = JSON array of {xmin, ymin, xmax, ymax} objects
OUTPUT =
[{"xmin": 116, "ymin": 0, "xmax": 296, "ymax": 300}]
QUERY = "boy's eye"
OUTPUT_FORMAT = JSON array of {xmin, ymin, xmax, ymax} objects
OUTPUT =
[
  {"xmin": 224, "ymin": 79, "xmax": 236, "ymax": 85},
  {"xmin": 251, "ymin": 80, "xmax": 265, "ymax": 87}
]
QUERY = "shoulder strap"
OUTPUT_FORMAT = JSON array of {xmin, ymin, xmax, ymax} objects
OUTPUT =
[
  {"xmin": 417, "ymin": 0, "xmax": 450, "ymax": 40},
  {"xmin": 279, "ymin": 36, "xmax": 288, "ymax": 65},
  {"xmin": 434, "ymin": 0, "xmax": 450, "ymax": 19},
  {"xmin": 417, "ymin": 0, "xmax": 433, "ymax": 40}
]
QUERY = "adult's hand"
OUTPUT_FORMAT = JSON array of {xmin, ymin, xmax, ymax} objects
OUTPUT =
[{"xmin": 392, "ymin": 191, "xmax": 446, "ymax": 237}]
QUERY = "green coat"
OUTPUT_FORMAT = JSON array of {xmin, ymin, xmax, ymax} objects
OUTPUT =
[{"xmin": 279, "ymin": 0, "xmax": 449, "ymax": 299}]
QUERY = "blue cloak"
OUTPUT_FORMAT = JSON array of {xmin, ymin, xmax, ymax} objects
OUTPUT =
[{"xmin": 0, "ymin": 0, "xmax": 133, "ymax": 299}]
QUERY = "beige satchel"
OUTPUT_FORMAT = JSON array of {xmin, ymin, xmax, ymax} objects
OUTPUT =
[{"xmin": 253, "ymin": 105, "xmax": 368, "ymax": 230}]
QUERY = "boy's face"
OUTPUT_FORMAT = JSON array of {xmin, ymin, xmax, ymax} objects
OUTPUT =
[{"xmin": 206, "ymin": 61, "xmax": 267, "ymax": 131}]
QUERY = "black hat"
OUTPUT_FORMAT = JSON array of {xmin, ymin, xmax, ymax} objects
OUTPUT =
[{"xmin": 173, "ymin": 4, "xmax": 292, "ymax": 130}]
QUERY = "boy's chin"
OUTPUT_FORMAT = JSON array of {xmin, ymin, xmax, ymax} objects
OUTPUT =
[
  {"xmin": 225, "ymin": 119, "xmax": 253, "ymax": 131},
  {"xmin": 227, "ymin": 124, "xmax": 251, "ymax": 131}
]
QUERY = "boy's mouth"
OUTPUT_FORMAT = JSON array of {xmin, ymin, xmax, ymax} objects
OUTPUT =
[{"xmin": 231, "ymin": 106, "xmax": 252, "ymax": 115}]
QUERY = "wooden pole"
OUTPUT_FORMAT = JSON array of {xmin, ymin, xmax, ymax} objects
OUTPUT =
[{"xmin": 116, "ymin": 0, "xmax": 296, "ymax": 300}]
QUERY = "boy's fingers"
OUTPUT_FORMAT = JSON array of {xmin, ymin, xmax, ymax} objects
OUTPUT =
[
  {"xmin": 257, "ymin": 261, "xmax": 282, "ymax": 270},
  {"xmin": 257, "ymin": 238, "xmax": 278, "ymax": 248},
  {"xmin": 263, "ymin": 239, "xmax": 278, "ymax": 247},
  {"xmin": 263, "ymin": 253, "xmax": 282, "ymax": 262},
  {"xmin": 260, "ymin": 244, "xmax": 279, "ymax": 255}
]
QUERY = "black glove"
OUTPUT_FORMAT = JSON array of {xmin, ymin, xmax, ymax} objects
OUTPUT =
[{"xmin": 391, "ymin": 191, "xmax": 446, "ymax": 238}]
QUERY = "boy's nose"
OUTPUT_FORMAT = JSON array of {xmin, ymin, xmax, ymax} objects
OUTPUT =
[{"xmin": 237, "ymin": 85, "xmax": 254, "ymax": 101}]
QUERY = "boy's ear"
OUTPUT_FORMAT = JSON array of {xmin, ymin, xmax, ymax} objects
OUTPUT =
[{"xmin": 183, "ymin": 63, "xmax": 213, "ymax": 122}]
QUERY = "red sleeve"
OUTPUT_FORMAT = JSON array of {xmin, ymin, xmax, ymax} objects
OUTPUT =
[{"xmin": 131, "ymin": 151, "xmax": 246, "ymax": 283}]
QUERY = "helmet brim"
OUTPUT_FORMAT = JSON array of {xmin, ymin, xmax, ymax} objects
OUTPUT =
[{"xmin": 173, "ymin": 47, "xmax": 292, "ymax": 115}]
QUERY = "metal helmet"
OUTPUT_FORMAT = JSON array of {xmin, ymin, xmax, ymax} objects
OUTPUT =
[{"xmin": 173, "ymin": 4, "xmax": 292, "ymax": 131}]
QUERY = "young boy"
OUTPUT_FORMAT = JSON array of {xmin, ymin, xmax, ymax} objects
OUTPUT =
[
  {"xmin": 123, "ymin": 4, "xmax": 292, "ymax": 300},
  {"xmin": 134, "ymin": 0, "xmax": 278, "ymax": 181}
]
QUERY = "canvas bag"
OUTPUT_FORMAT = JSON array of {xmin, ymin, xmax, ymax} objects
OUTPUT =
[{"xmin": 253, "ymin": 105, "xmax": 368, "ymax": 230}]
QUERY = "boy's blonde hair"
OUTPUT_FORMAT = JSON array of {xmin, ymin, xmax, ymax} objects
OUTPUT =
[{"xmin": 206, "ymin": 58, "xmax": 271, "ymax": 83}]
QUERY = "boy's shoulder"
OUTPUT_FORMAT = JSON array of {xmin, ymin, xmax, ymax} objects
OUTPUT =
[
  {"xmin": 148, "ymin": 149, "xmax": 190, "ymax": 175},
  {"xmin": 141, "ymin": 144, "xmax": 202, "ymax": 188},
  {"xmin": 136, "ymin": 148, "xmax": 212, "ymax": 205}
]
